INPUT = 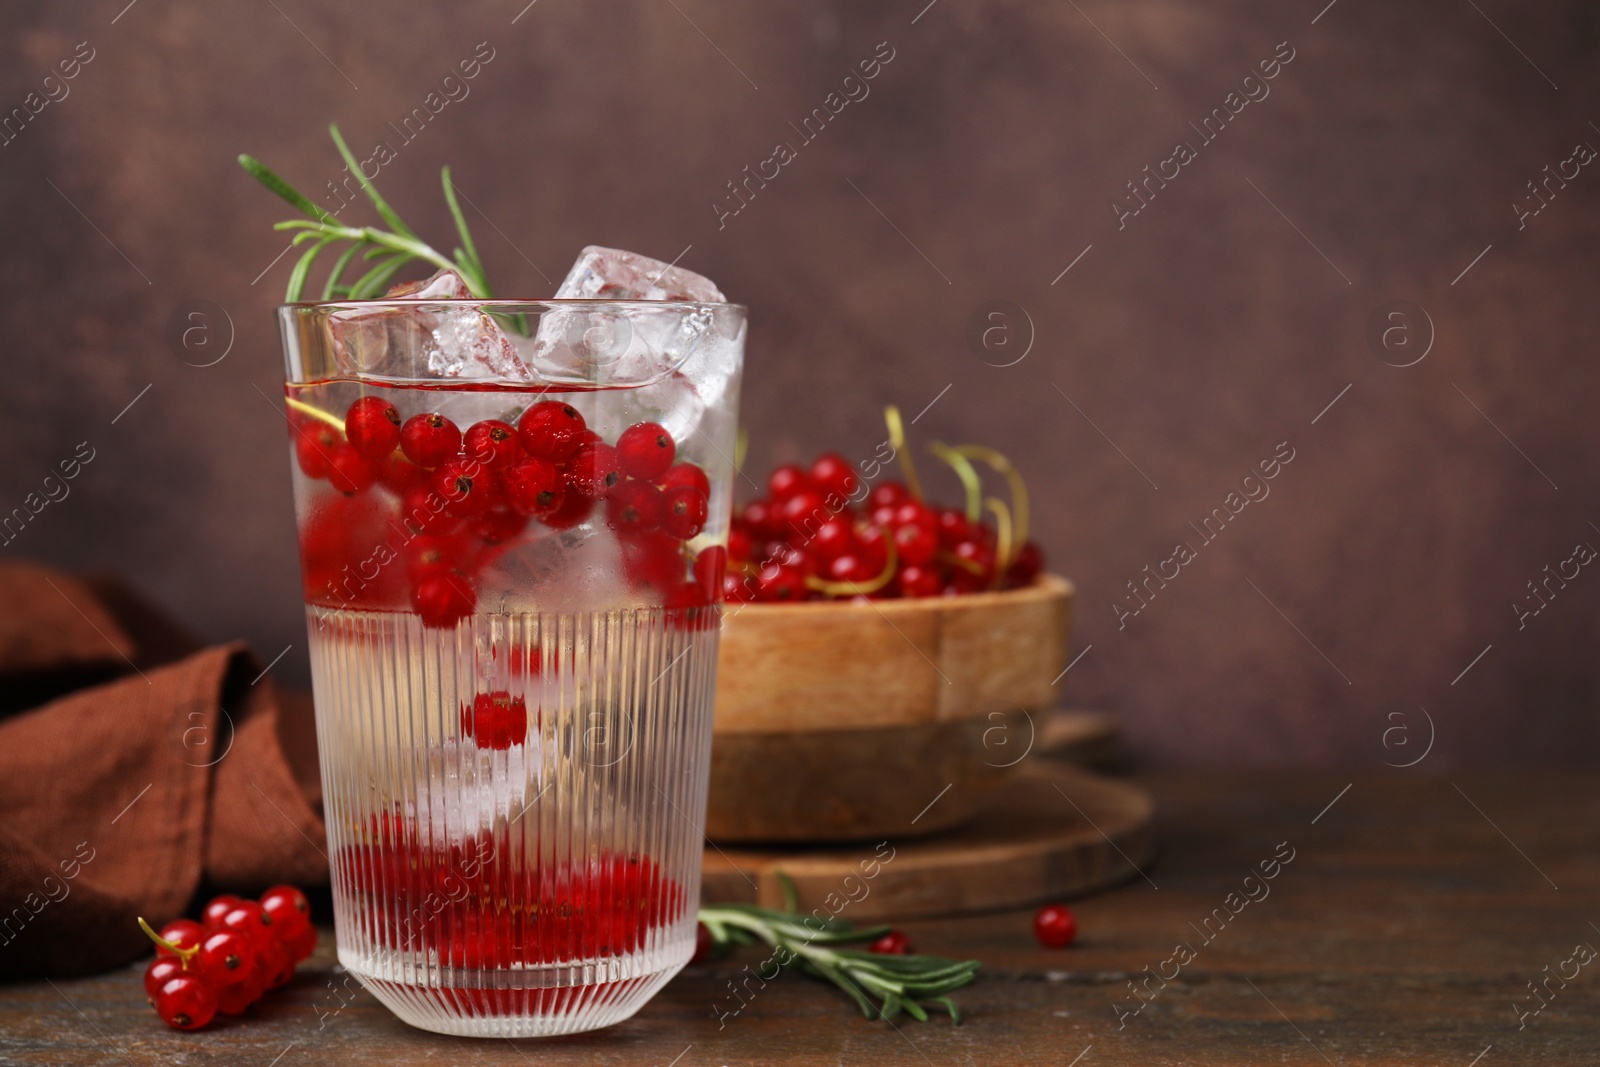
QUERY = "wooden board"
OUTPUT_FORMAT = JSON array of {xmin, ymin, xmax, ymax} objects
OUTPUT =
[
  {"xmin": 1038, "ymin": 709, "xmax": 1123, "ymax": 769},
  {"xmin": 701, "ymin": 759, "xmax": 1154, "ymax": 920}
]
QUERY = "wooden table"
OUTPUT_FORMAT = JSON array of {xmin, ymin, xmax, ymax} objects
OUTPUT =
[{"xmin": 4, "ymin": 772, "xmax": 1595, "ymax": 1066}]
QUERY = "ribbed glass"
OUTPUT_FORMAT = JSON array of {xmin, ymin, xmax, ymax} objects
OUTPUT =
[{"xmin": 279, "ymin": 299, "xmax": 744, "ymax": 1037}]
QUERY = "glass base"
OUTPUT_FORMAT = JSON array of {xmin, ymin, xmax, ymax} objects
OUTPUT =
[{"xmin": 349, "ymin": 953, "xmax": 687, "ymax": 1038}]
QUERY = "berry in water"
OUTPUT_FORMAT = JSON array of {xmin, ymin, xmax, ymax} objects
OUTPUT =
[
  {"xmin": 517, "ymin": 401, "xmax": 586, "ymax": 462},
  {"xmin": 606, "ymin": 480, "xmax": 665, "ymax": 534},
  {"xmin": 400, "ymin": 413, "xmax": 462, "ymax": 468},
  {"xmin": 502, "ymin": 456, "xmax": 562, "ymax": 516},
  {"xmin": 294, "ymin": 423, "xmax": 340, "ymax": 479},
  {"xmin": 460, "ymin": 691, "xmax": 529, "ymax": 750},
  {"xmin": 661, "ymin": 486, "xmax": 708, "ymax": 540},
  {"xmin": 344, "ymin": 397, "xmax": 402, "ymax": 459},
  {"xmin": 433, "ymin": 459, "xmax": 495, "ymax": 519},
  {"xmin": 464, "ymin": 419, "xmax": 524, "ymax": 468},
  {"xmin": 616, "ymin": 422, "xmax": 676, "ymax": 480},
  {"xmin": 326, "ymin": 444, "xmax": 378, "ymax": 495},
  {"xmin": 412, "ymin": 571, "xmax": 476, "ymax": 628},
  {"xmin": 1033, "ymin": 902, "xmax": 1078, "ymax": 948},
  {"xmin": 566, "ymin": 441, "xmax": 621, "ymax": 498},
  {"xmin": 660, "ymin": 463, "xmax": 710, "ymax": 498}
]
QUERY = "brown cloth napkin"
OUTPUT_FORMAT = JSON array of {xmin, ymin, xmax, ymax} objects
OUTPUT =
[{"xmin": 0, "ymin": 560, "xmax": 327, "ymax": 980}]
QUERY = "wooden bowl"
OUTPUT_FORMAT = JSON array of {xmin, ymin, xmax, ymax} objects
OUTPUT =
[{"xmin": 707, "ymin": 574, "xmax": 1074, "ymax": 843}]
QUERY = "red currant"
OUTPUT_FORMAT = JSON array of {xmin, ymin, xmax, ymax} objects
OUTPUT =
[
  {"xmin": 767, "ymin": 462, "xmax": 810, "ymax": 500},
  {"xmin": 144, "ymin": 958, "xmax": 184, "ymax": 1002},
  {"xmin": 724, "ymin": 569, "xmax": 757, "ymax": 602},
  {"xmin": 827, "ymin": 554, "xmax": 874, "ymax": 585},
  {"xmin": 810, "ymin": 452, "xmax": 860, "ymax": 502},
  {"xmin": 1033, "ymin": 902, "xmax": 1078, "ymax": 948},
  {"xmin": 460, "ymin": 691, "xmax": 529, "ymax": 750},
  {"xmin": 661, "ymin": 486, "xmax": 708, "ymax": 540},
  {"xmin": 541, "ymin": 488, "xmax": 592, "ymax": 530},
  {"xmin": 502, "ymin": 456, "xmax": 562, "ymax": 516},
  {"xmin": 756, "ymin": 563, "xmax": 808, "ymax": 601},
  {"xmin": 155, "ymin": 919, "xmax": 204, "ymax": 959},
  {"xmin": 400, "ymin": 413, "xmax": 462, "ymax": 468},
  {"xmin": 214, "ymin": 974, "xmax": 262, "ymax": 1016},
  {"xmin": 344, "ymin": 397, "xmax": 402, "ymax": 459},
  {"xmin": 287, "ymin": 923, "xmax": 318, "ymax": 963},
  {"xmin": 952, "ymin": 540, "xmax": 997, "ymax": 591},
  {"xmin": 401, "ymin": 486, "xmax": 456, "ymax": 535},
  {"xmin": 810, "ymin": 517, "xmax": 856, "ymax": 561},
  {"xmin": 897, "ymin": 563, "xmax": 942, "ymax": 598},
  {"xmin": 566, "ymin": 441, "xmax": 621, "ymax": 498},
  {"xmin": 327, "ymin": 444, "xmax": 378, "ymax": 495},
  {"xmin": 378, "ymin": 454, "xmax": 428, "ymax": 495},
  {"xmin": 196, "ymin": 929, "xmax": 255, "ymax": 987},
  {"xmin": 155, "ymin": 973, "xmax": 217, "ymax": 1030},
  {"xmin": 742, "ymin": 499, "xmax": 782, "ymax": 539},
  {"xmin": 621, "ymin": 530, "xmax": 685, "ymax": 591},
  {"xmin": 433, "ymin": 459, "xmax": 495, "ymax": 519},
  {"xmin": 473, "ymin": 506, "xmax": 529, "ymax": 545},
  {"xmin": 690, "ymin": 921, "xmax": 714, "ymax": 964},
  {"xmin": 517, "ymin": 400, "xmax": 586, "ymax": 461},
  {"xmin": 893, "ymin": 523, "xmax": 938, "ymax": 567},
  {"xmin": 692, "ymin": 545, "xmax": 727, "ymax": 601},
  {"xmin": 259, "ymin": 885, "xmax": 312, "ymax": 941},
  {"xmin": 258, "ymin": 937, "xmax": 296, "ymax": 989},
  {"xmin": 294, "ymin": 423, "xmax": 340, "ymax": 479},
  {"xmin": 606, "ymin": 480, "xmax": 665, "ymax": 534},
  {"xmin": 936, "ymin": 507, "xmax": 972, "ymax": 549},
  {"xmin": 617, "ymin": 422, "xmax": 676, "ymax": 480},
  {"xmin": 412, "ymin": 571, "xmax": 476, "ymax": 627},
  {"xmin": 219, "ymin": 901, "xmax": 275, "ymax": 953},
  {"xmin": 868, "ymin": 929, "xmax": 912, "ymax": 955},
  {"xmin": 727, "ymin": 524, "xmax": 753, "ymax": 561},
  {"xmin": 855, "ymin": 523, "xmax": 889, "ymax": 573},
  {"xmin": 1007, "ymin": 540, "xmax": 1045, "ymax": 586},
  {"xmin": 660, "ymin": 463, "xmax": 710, "ymax": 498},
  {"xmin": 868, "ymin": 481, "xmax": 910, "ymax": 510},
  {"xmin": 464, "ymin": 419, "xmax": 524, "ymax": 468}
]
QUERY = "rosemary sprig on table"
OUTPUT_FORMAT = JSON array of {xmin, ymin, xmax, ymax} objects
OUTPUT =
[
  {"xmin": 237, "ymin": 124, "xmax": 491, "ymax": 302},
  {"xmin": 699, "ymin": 881, "xmax": 981, "ymax": 1024}
]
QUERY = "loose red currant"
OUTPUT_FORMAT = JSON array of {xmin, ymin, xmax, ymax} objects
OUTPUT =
[
  {"xmin": 660, "ymin": 463, "xmax": 710, "ymax": 498},
  {"xmin": 566, "ymin": 441, "xmax": 621, "ymax": 498},
  {"xmin": 661, "ymin": 486, "xmax": 708, "ymax": 540},
  {"xmin": 893, "ymin": 523, "xmax": 938, "ymax": 567},
  {"xmin": 344, "ymin": 397, "xmax": 402, "ymax": 459},
  {"xmin": 259, "ymin": 885, "xmax": 312, "ymax": 942},
  {"xmin": 327, "ymin": 444, "xmax": 378, "ymax": 495},
  {"xmin": 463, "ymin": 419, "xmax": 524, "ymax": 468},
  {"xmin": 517, "ymin": 400, "xmax": 586, "ymax": 461},
  {"xmin": 502, "ymin": 456, "xmax": 562, "ymax": 516},
  {"xmin": 155, "ymin": 920, "xmax": 204, "ymax": 959},
  {"xmin": 400, "ymin": 413, "xmax": 462, "ymax": 468},
  {"xmin": 412, "ymin": 571, "xmax": 476, "ymax": 628},
  {"xmin": 155, "ymin": 973, "xmax": 217, "ymax": 1030},
  {"xmin": 286, "ymin": 923, "xmax": 318, "ymax": 964},
  {"xmin": 897, "ymin": 563, "xmax": 943, "ymax": 598},
  {"xmin": 868, "ymin": 481, "xmax": 910, "ymax": 510},
  {"xmin": 810, "ymin": 452, "xmax": 861, "ymax": 502},
  {"xmin": 692, "ymin": 546, "xmax": 727, "ymax": 601},
  {"xmin": 219, "ymin": 902, "xmax": 274, "ymax": 953},
  {"xmin": 433, "ymin": 459, "xmax": 495, "ymax": 519},
  {"xmin": 144, "ymin": 958, "xmax": 184, "ymax": 1002},
  {"xmin": 294, "ymin": 424, "xmax": 340, "ymax": 479},
  {"xmin": 616, "ymin": 422, "xmax": 676, "ymax": 480},
  {"xmin": 460, "ymin": 691, "xmax": 529, "ymax": 750},
  {"xmin": 767, "ymin": 463, "xmax": 810, "ymax": 501},
  {"xmin": 606, "ymin": 480, "xmax": 664, "ymax": 534},
  {"xmin": 196, "ymin": 929, "xmax": 255, "ymax": 987},
  {"xmin": 541, "ymin": 488, "xmax": 592, "ymax": 530},
  {"xmin": 810, "ymin": 517, "xmax": 856, "ymax": 561},
  {"xmin": 690, "ymin": 921, "xmax": 714, "ymax": 964},
  {"xmin": 1033, "ymin": 902, "xmax": 1078, "ymax": 948},
  {"xmin": 756, "ymin": 563, "xmax": 808, "ymax": 601},
  {"xmin": 869, "ymin": 930, "xmax": 912, "ymax": 955}
]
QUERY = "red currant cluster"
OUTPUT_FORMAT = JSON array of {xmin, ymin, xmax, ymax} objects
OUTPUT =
[
  {"xmin": 140, "ymin": 886, "xmax": 316, "ymax": 1030},
  {"xmin": 292, "ymin": 396, "xmax": 722, "ymax": 626},
  {"xmin": 726, "ymin": 453, "xmax": 1044, "ymax": 602}
]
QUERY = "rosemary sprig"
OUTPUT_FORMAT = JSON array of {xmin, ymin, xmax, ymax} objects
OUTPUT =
[
  {"xmin": 238, "ymin": 125, "xmax": 493, "ymax": 302},
  {"xmin": 698, "ymin": 887, "xmax": 980, "ymax": 1024}
]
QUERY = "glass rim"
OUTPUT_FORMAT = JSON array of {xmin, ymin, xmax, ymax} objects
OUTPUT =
[{"xmin": 279, "ymin": 297, "xmax": 747, "ymax": 313}]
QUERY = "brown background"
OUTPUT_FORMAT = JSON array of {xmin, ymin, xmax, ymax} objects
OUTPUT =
[{"xmin": 1, "ymin": 1, "xmax": 1596, "ymax": 768}]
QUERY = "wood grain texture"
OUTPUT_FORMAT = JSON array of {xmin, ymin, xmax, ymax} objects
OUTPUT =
[
  {"xmin": 5, "ymin": 772, "xmax": 1596, "ymax": 1065},
  {"xmin": 713, "ymin": 575, "xmax": 1073, "ymax": 733},
  {"xmin": 704, "ymin": 761, "xmax": 1154, "ymax": 917}
]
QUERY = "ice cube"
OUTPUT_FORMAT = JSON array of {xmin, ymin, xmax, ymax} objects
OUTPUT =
[
  {"xmin": 324, "ymin": 269, "xmax": 534, "ymax": 381},
  {"xmin": 553, "ymin": 245, "xmax": 725, "ymax": 302}
]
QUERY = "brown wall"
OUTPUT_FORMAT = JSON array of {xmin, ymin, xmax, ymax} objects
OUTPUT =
[{"xmin": 2, "ymin": 1, "xmax": 1597, "ymax": 767}]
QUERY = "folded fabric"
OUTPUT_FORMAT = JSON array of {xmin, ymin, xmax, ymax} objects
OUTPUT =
[{"xmin": 0, "ymin": 561, "xmax": 326, "ymax": 979}]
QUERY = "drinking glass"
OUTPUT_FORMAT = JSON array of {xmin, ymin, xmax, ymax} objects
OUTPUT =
[{"xmin": 277, "ymin": 297, "xmax": 745, "ymax": 1037}]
